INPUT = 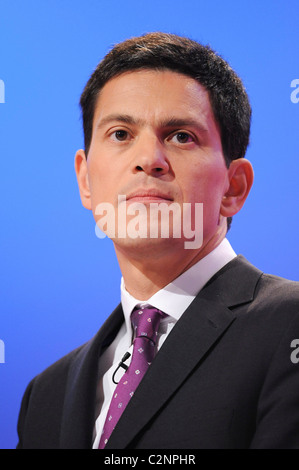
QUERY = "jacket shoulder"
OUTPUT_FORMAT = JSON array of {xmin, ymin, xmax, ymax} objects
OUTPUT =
[
  {"xmin": 255, "ymin": 271, "xmax": 299, "ymax": 309},
  {"xmin": 17, "ymin": 342, "xmax": 88, "ymax": 449}
]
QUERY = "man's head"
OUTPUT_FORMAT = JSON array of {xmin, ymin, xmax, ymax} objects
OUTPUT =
[
  {"xmin": 75, "ymin": 33, "xmax": 253, "ymax": 256},
  {"xmin": 78, "ymin": 32, "xmax": 252, "ymax": 232}
]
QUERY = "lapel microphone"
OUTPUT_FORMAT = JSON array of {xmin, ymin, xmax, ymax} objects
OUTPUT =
[{"xmin": 112, "ymin": 351, "xmax": 131, "ymax": 384}]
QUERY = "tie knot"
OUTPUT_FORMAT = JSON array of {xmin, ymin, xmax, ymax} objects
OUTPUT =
[{"xmin": 131, "ymin": 305, "xmax": 166, "ymax": 344}]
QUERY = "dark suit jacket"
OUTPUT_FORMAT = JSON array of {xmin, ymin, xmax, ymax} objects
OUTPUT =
[{"xmin": 16, "ymin": 256, "xmax": 299, "ymax": 449}]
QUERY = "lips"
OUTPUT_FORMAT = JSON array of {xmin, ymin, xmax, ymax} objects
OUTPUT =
[{"xmin": 126, "ymin": 189, "xmax": 173, "ymax": 203}]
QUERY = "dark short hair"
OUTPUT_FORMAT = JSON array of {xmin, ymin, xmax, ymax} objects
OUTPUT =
[{"xmin": 79, "ymin": 32, "xmax": 252, "ymax": 230}]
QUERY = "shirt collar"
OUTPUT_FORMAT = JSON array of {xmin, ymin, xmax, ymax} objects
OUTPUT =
[{"xmin": 120, "ymin": 238, "xmax": 236, "ymax": 333}]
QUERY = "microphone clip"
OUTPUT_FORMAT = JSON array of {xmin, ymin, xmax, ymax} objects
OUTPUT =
[{"xmin": 112, "ymin": 351, "xmax": 131, "ymax": 384}]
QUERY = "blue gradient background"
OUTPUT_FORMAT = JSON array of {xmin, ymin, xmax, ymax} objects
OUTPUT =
[{"xmin": 0, "ymin": 0, "xmax": 298, "ymax": 449}]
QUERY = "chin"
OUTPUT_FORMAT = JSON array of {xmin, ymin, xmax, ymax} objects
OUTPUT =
[{"xmin": 113, "ymin": 235, "xmax": 185, "ymax": 257}]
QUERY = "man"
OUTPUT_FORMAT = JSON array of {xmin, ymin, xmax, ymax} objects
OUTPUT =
[{"xmin": 17, "ymin": 32, "xmax": 299, "ymax": 449}]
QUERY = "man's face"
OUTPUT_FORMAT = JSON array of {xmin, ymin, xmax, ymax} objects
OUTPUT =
[{"xmin": 76, "ymin": 69, "xmax": 232, "ymax": 254}]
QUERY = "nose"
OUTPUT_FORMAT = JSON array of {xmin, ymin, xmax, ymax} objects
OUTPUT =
[{"xmin": 133, "ymin": 134, "xmax": 169, "ymax": 176}]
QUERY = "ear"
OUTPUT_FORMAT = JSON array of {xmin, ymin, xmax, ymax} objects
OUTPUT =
[
  {"xmin": 74, "ymin": 149, "xmax": 92, "ymax": 210},
  {"xmin": 220, "ymin": 158, "xmax": 254, "ymax": 218}
]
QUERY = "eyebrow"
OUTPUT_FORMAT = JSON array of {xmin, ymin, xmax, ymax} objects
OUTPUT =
[{"xmin": 96, "ymin": 113, "xmax": 208, "ymax": 133}]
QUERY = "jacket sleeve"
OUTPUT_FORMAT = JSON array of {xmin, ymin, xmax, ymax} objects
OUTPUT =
[
  {"xmin": 16, "ymin": 378, "xmax": 35, "ymax": 449},
  {"xmin": 250, "ymin": 311, "xmax": 299, "ymax": 449}
]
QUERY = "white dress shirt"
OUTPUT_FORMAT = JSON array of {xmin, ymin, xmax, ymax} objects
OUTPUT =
[{"xmin": 92, "ymin": 238, "xmax": 236, "ymax": 448}]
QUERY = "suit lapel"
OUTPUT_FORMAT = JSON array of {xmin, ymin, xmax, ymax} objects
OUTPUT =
[
  {"xmin": 59, "ymin": 304, "xmax": 124, "ymax": 449},
  {"xmin": 106, "ymin": 255, "xmax": 262, "ymax": 449}
]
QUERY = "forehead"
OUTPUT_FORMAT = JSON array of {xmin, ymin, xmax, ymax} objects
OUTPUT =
[{"xmin": 92, "ymin": 69, "xmax": 216, "ymax": 129}]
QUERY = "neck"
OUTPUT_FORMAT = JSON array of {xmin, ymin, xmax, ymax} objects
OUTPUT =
[{"xmin": 114, "ymin": 231, "xmax": 227, "ymax": 300}]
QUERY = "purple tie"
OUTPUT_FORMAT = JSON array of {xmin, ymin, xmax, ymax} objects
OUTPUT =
[{"xmin": 99, "ymin": 305, "xmax": 166, "ymax": 449}]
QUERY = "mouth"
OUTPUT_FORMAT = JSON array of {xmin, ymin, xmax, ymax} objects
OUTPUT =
[{"xmin": 126, "ymin": 189, "xmax": 174, "ymax": 204}]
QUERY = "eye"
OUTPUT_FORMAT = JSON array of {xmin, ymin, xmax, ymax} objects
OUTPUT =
[
  {"xmin": 112, "ymin": 130, "xmax": 129, "ymax": 141},
  {"xmin": 171, "ymin": 132, "xmax": 194, "ymax": 144}
]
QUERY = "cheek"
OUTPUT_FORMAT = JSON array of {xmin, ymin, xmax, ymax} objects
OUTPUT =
[
  {"xmin": 183, "ymin": 165, "xmax": 226, "ymax": 203},
  {"xmin": 87, "ymin": 159, "xmax": 111, "ymax": 206},
  {"xmin": 183, "ymin": 165, "xmax": 227, "ymax": 232}
]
